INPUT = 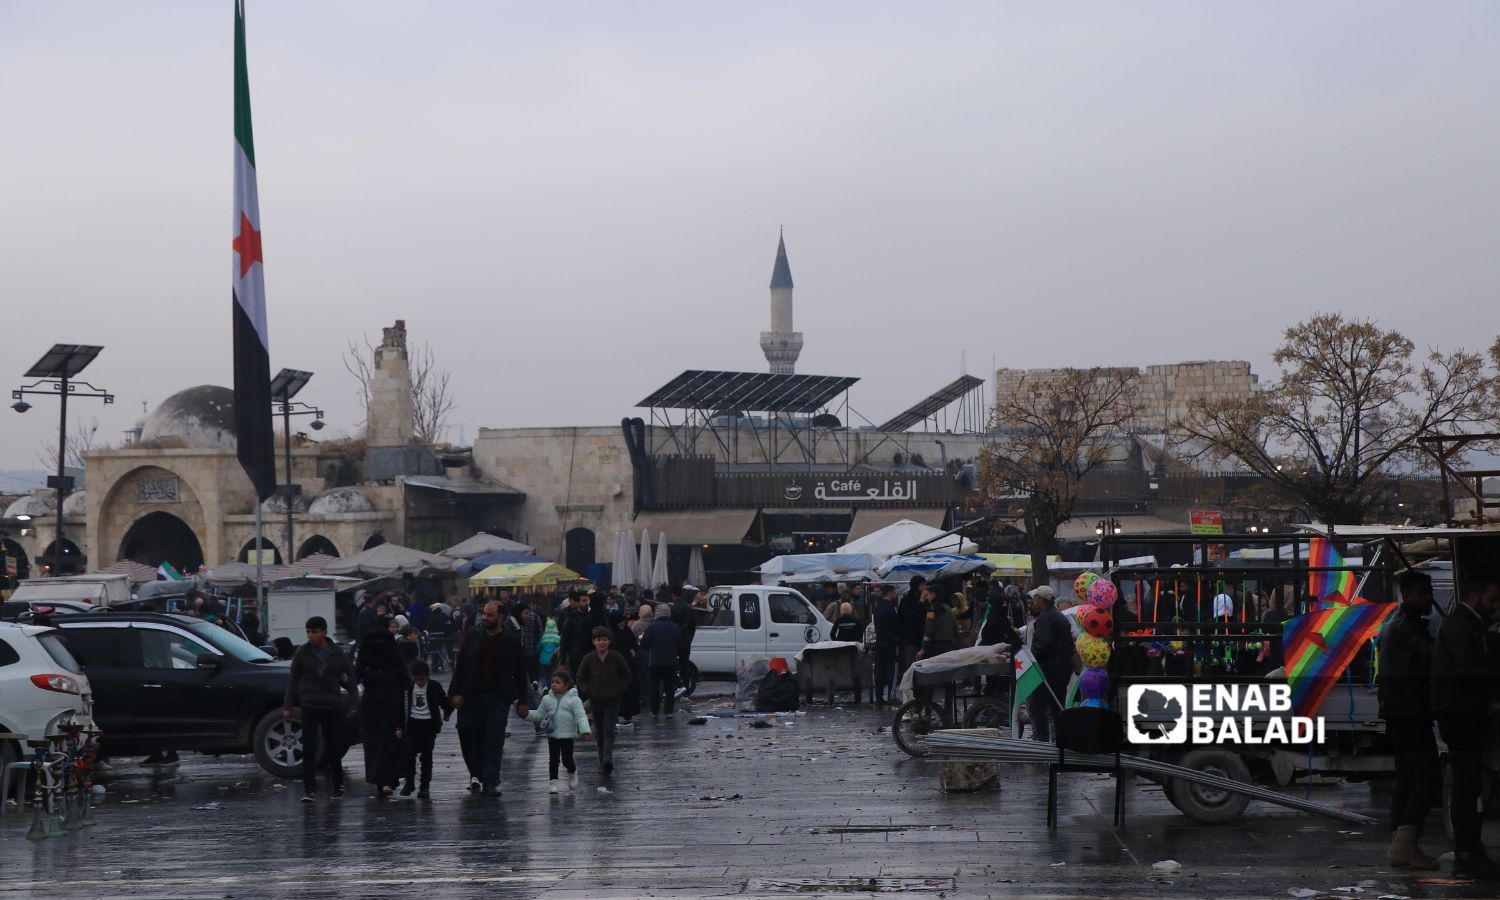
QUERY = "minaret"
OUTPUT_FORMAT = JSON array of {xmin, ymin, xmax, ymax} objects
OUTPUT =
[{"xmin": 759, "ymin": 232, "xmax": 803, "ymax": 374}]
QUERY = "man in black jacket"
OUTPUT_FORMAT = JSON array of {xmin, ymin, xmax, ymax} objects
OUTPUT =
[
  {"xmin": 671, "ymin": 585, "xmax": 699, "ymax": 692},
  {"xmin": 1431, "ymin": 574, "xmax": 1500, "ymax": 879},
  {"xmin": 449, "ymin": 601, "xmax": 530, "ymax": 796},
  {"xmin": 1027, "ymin": 586, "xmax": 1073, "ymax": 743},
  {"xmin": 1378, "ymin": 571, "xmax": 1440, "ymax": 870},
  {"xmin": 896, "ymin": 576, "xmax": 928, "ymax": 680}
]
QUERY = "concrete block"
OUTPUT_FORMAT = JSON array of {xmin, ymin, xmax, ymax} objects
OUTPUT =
[{"xmin": 938, "ymin": 760, "xmax": 1001, "ymax": 793}]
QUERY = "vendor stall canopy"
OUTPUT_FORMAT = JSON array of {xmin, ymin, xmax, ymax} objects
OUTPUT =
[
  {"xmin": 469, "ymin": 562, "xmax": 589, "ymax": 590},
  {"xmin": 838, "ymin": 519, "xmax": 977, "ymax": 556}
]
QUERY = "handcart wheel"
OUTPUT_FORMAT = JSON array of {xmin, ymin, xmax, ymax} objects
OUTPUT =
[
  {"xmin": 962, "ymin": 699, "xmax": 1006, "ymax": 730},
  {"xmin": 893, "ymin": 700, "xmax": 949, "ymax": 758}
]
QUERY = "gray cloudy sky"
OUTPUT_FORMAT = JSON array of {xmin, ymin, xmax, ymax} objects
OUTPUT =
[{"xmin": 2, "ymin": 2, "xmax": 1498, "ymax": 476}]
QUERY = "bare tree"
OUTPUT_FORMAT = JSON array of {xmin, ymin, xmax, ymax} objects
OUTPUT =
[
  {"xmin": 1174, "ymin": 313, "xmax": 1499, "ymax": 524},
  {"xmin": 978, "ymin": 368, "xmax": 1142, "ymax": 579},
  {"xmin": 410, "ymin": 341, "xmax": 456, "ymax": 444},
  {"xmin": 340, "ymin": 333, "xmax": 457, "ymax": 444},
  {"xmin": 38, "ymin": 415, "xmax": 103, "ymax": 470}
]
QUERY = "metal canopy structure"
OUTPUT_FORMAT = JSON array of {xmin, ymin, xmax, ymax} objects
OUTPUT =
[
  {"xmin": 639, "ymin": 370, "xmax": 858, "ymax": 415},
  {"xmin": 877, "ymin": 375, "xmax": 986, "ymax": 433},
  {"xmin": 269, "ymin": 368, "xmax": 314, "ymax": 401},
  {"xmin": 640, "ymin": 369, "xmax": 860, "ymax": 468},
  {"xmin": 24, "ymin": 344, "xmax": 103, "ymax": 379}
]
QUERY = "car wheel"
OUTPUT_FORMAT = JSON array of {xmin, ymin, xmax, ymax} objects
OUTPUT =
[
  {"xmin": 252, "ymin": 710, "xmax": 306, "ymax": 779},
  {"xmin": 1166, "ymin": 749, "xmax": 1253, "ymax": 824}
]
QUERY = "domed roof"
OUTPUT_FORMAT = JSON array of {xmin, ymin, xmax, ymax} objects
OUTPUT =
[
  {"xmin": 4, "ymin": 492, "xmax": 57, "ymax": 520},
  {"xmin": 260, "ymin": 493, "xmax": 308, "ymax": 515},
  {"xmin": 140, "ymin": 385, "xmax": 236, "ymax": 450},
  {"xmin": 308, "ymin": 487, "xmax": 374, "ymax": 516},
  {"xmin": 62, "ymin": 490, "xmax": 86, "ymax": 517}
]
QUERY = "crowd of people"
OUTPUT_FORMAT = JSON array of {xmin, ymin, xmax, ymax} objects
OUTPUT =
[{"xmin": 286, "ymin": 583, "xmax": 705, "ymax": 801}]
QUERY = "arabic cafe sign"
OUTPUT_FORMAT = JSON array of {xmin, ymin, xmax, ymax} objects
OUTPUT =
[{"xmin": 782, "ymin": 479, "xmax": 920, "ymax": 503}]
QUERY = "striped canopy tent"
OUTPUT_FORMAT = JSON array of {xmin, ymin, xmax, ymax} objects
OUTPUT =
[{"xmin": 95, "ymin": 560, "xmax": 159, "ymax": 587}]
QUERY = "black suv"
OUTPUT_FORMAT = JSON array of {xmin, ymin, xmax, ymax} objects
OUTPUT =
[{"xmin": 55, "ymin": 612, "xmax": 351, "ymax": 777}]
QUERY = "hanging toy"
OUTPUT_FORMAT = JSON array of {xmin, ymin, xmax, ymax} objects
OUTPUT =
[
  {"xmin": 1074, "ymin": 572, "xmax": 1101, "ymax": 602},
  {"xmin": 1087, "ymin": 578, "xmax": 1118, "ymax": 609},
  {"xmin": 1076, "ymin": 634, "xmax": 1111, "ymax": 669},
  {"xmin": 1078, "ymin": 666, "xmax": 1110, "ymax": 709},
  {"xmin": 1081, "ymin": 606, "xmax": 1114, "ymax": 638}
]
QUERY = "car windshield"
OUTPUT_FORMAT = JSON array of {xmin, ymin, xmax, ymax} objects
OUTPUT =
[
  {"xmin": 37, "ymin": 633, "xmax": 83, "ymax": 674},
  {"xmin": 184, "ymin": 620, "xmax": 273, "ymax": 663}
]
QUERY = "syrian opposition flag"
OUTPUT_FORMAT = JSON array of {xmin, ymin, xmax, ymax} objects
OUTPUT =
[
  {"xmin": 1010, "ymin": 645, "xmax": 1044, "ymax": 735},
  {"xmin": 157, "ymin": 562, "xmax": 184, "ymax": 582},
  {"xmin": 232, "ymin": 1, "xmax": 276, "ymax": 502}
]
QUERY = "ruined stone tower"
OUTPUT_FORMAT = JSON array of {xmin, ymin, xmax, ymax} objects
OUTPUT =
[{"xmin": 367, "ymin": 320, "xmax": 415, "ymax": 447}]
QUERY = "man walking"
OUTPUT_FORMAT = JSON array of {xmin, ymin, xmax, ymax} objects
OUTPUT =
[
  {"xmin": 449, "ymin": 601, "xmax": 530, "ymax": 796},
  {"xmin": 283, "ymin": 616, "xmax": 358, "ymax": 801},
  {"xmin": 1026, "ymin": 586, "xmax": 1073, "ymax": 743},
  {"xmin": 1431, "ymin": 575, "xmax": 1500, "ymax": 879},
  {"xmin": 576, "ymin": 626, "xmax": 632, "ymax": 776},
  {"xmin": 639, "ymin": 603, "xmax": 682, "ymax": 717},
  {"xmin": 1378, "ymin": 570, "xmax": 1440, "ymax": 870}
]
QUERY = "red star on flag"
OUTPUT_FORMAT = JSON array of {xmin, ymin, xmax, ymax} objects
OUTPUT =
[{"xmin": 232, "ymin": 211, "xmax": 263, "ymax": 277}]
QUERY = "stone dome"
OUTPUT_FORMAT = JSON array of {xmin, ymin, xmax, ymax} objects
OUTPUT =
[
  {"xmin": 140, "ymin": 385, "xmax": 236, "ymax": 450},
  {"xmin": 308, "ymin": 487, "xmax": 374, "ymax": 516},
  {"xmin": 260, "ymin": 493, "xmax": 308, "ymax": 515},
  {"xmin": 62, "ymin": 490, "xmax": 87, "ymax": 518},
  {"xmin": 4, "ymin": 493, "xmax": 57, "ymax": 520}
]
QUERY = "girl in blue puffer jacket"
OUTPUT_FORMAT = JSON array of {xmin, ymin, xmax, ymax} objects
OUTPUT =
[{"xmin": 526, "ymin": 671, "xmax": 592, "ymax": 792}]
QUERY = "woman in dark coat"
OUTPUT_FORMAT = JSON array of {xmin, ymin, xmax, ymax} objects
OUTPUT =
[{"xmin": 356, "ymin": 620, "xmax": 411, "ymax": 798}]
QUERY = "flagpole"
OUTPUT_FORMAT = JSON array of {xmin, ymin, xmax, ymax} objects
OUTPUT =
[{"xmin": 254, "ymin": 502, "xmax": 265, "ymax": 609}]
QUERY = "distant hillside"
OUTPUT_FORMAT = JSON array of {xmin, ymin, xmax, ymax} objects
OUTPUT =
[{"xmin": 0, "ymin": 469, "xmax": 48, "ymax": 493}]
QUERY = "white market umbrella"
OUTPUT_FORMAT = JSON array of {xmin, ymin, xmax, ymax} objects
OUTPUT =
[
  {"xmin": 687, "ymin": 544, "xmax": 706, "ymax": 589},
  {"xmin": 637, "ymin": 528, "xmax": 652, "ymax": 590},
  {"xmin": 651, "ymin": 532, "xmax": 669, "ymax": 591},
  {"xmin": 614, "ymin": 531, "xmax": 636, "ymax": 589}
]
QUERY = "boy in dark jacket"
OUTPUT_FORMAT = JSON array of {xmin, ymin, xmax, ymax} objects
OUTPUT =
[
  {"xmin": 638, "ymin": 605, "xmax": 682, "ymax": 716},
  {"xmin": 399, "ymin": 659, "xmax": 450, "ymax": 798},
  {"xmin": 575, "ymin": 626, "xmax": 633, "ymax": 776},
  {"xmin": 283, "ymin": 616, "xmax": 358, "ymax": 802}
]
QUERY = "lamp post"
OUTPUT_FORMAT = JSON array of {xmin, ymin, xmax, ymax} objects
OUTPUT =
[
  {"xmin": 12, "ymin": 345, "xmax": 112, "ymax": 575},
  {"xmin": 269, "ymin": 369, "xmax": 324, "ymax": 563},
  {"xmin": 1093, "ymin": 517, "xmax": 1123, "ymax": 538}
]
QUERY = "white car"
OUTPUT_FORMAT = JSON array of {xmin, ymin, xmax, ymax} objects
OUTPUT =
[
  {"xmin": 692, "ymin": 586, "xmax": 832, "ymax": 675},
  {"xmin": 0, "ymin": 623, "xmax": 94, "ymax": 769}
]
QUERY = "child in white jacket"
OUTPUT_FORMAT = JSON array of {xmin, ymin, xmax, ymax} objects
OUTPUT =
[{"xmin": 527, "ymin": 671, "xmax": 592, "ymax": 792}]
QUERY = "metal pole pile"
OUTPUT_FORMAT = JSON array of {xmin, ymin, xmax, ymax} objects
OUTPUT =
[{"xmin": 927, "ymin": 732, "xmax": 1377, "ymax": 825}]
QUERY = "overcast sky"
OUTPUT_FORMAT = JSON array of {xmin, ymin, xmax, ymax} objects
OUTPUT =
[{"xmin": 1, "ymin": 2, "xmax": 1497, "ymax": 479}]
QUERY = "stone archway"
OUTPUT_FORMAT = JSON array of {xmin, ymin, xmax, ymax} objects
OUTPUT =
[
  {"xmin": 297, "ymin": 534, "xmax": 340, "ymax": 559},
  {"xmin": 96, "ymin": 464, "xmax": 208, "ymax": 571},
  {"xmin": 40, "ymin": 538, "xmax": 84, "ymax": 575},
  {"xmin": 363, "ymin": 533, "xmax": 387, "ymax": 550},
  {"xmin": 119, "ymin": 512, "xmax": 204, "ymax": 574},
  {"xmin": 0, "ymin": 538, "xmax": 29, "ymax": 587},
  {"xmin": 238, "ymin": 538, "xmax": 283, "ymax": 565},
  {"xmin": 565, "ymin": 527, "xmax": 596, "ymax": 575}
]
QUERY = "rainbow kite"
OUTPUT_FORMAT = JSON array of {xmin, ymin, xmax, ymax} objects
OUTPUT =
[
  {"xmin": 1308, "ymin": 538, "xmax": 1356, "ymax": 604},
  {"xmin": 1283, "ymin": 602, "xmax": 1395, "ymax": 717}
]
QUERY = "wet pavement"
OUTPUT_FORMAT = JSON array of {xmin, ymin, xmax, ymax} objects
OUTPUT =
[{"xmin": 2, "ymin": 683, "xmax": 1496, "ymax": 899}]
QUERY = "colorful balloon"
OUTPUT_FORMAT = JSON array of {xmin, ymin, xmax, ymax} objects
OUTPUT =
[
  {"xmin": 1078, "ymin": 666, "xmax": 1110, "ymax": 700},
  {"xmin": 1076, "ymin": 634, "xmax": 1111, "ymax": 669},
  {"xmin": 1081, "ymin": 606, "xmax": 1114, "ymax": 638},
  {"xmin": 1074, "ymin": 572, "xmax": 1100, "ymax": 602},
  {"xmin": 1087, "ymin": 578, "xmax": 1118, "ymax": 608}
]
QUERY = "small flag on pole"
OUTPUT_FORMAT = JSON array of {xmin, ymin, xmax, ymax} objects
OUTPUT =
[
  {"xmin": 157, "ymin": 562, "xmax": 184, "ymax": 582},
  {"xmin": 232, "ymin": 0, "xmax": 276, "ymax": 502}
]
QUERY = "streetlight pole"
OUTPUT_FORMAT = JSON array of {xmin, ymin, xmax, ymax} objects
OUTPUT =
[
  {"xmin": 269, "ymin": 369, "xmax": 324, "ymax": 564},
  {"xmin": 12, "ymin": 345, "xmax": 112, "ymax": 575}
]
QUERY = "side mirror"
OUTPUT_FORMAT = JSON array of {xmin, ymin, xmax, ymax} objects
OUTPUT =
[{"xmin": 196, "ymin": 652, "xmax": 223, "ymax": 671}]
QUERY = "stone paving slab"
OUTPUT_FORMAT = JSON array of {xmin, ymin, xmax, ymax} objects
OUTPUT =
[{"xmin": 2, "ymin": 690, "xmax": 1498, "ymax": 898}]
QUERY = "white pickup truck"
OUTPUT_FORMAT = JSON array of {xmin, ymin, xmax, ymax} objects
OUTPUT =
[{"xmin": 690, "ymin": 585, "xmax": 833, "ymax": 676}]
